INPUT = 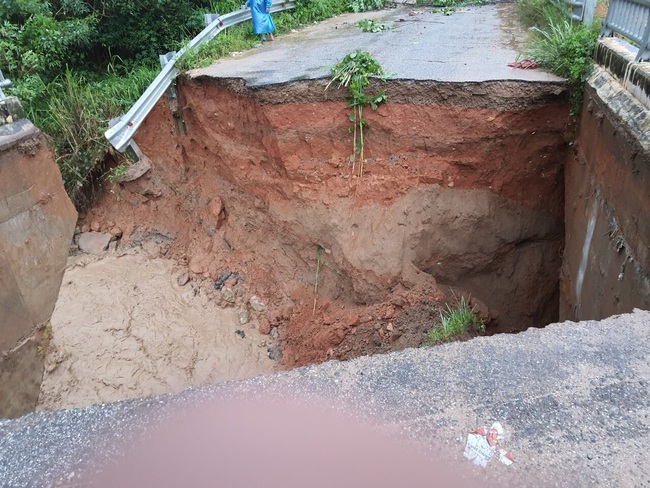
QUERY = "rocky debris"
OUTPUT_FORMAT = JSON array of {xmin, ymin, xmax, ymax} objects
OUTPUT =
[
  {"xmin": 208, "ymin": 196, "xmax": 226, "ymax": 225},
  {"xmin": 110, "ymin": 227, "xmax": 123, "ymax": 238},
  {"xmin": 221, "ymin": 287, "xmax": 236, "ymax": 303},
  {"xmin": 78, "ymin": 232, "xmax": 112, "ymax": 255},
  {"xmin": 267, "ymin": 346, "xmax": 281, "ymax": 360},
  {"xmin": 238, "ymin": 306, "xmax": 249, "ymax": 325},
  {"xmin": 235, "ymin": 330, "xmax": 245, "ymax": 339},
  {"xmin": 176, "ymin": 271, "xmax": 190, "ymax": 287},
  {"xmin": 258, "ymin": 317, "xmax": 272, "ymax": 335},
  {"xmin": 214, "ymin": 271, "xmax": 235, "ymax": 290},
  {"xmin": 249, "ymin": 295, "xmax": 266, "ymax": 313},
  {"xmin": 113, "ymin": 156, "xmax": 151, "ymax": 183}
]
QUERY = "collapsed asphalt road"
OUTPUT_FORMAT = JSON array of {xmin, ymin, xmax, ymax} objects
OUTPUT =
[{"xmin": 1, "ymin": 310, "xmax": 648, "ymax": 486}]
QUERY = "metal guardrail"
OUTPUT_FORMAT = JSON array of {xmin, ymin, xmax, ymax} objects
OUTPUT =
[
  {"xmin": 555, "ymin": 0, "xmax": 597, "ymax": 24},
  {"xmin": 0, "ymin": 70, "xmax": 11, "ymax": 100},
  {"xmin": 557, "ymin": 0, "xmax": 586, "ymax": 22},
  {"xmin": 105, "ymin": 0, "xmax": 295, "ymax": 153},
  {"xmin": 601, "ymin": 0, "xmax": 650, "ymax": 61}
]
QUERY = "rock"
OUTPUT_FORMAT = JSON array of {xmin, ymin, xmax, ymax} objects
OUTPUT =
[
  {"xmin": 267, "ymin": 346, "xmax": 282, "ymax": 361},
  {"xmin": 249, "ymin": 295, "xmax": 267, "ymax": 313},
  {"xmin": 258, "ymin": 317, "xmax": 272, "ymax": 335},
  {"xmin": 81, "ymin": 224, "xmax": 90, "ymax": 233},
  {"xmin": 270, "ymin": 327, "xmax": 279, "ymax": 339},
  {"xmin": 177, "ymin": 271, "xmax": 190, "ymax": 287},
  {"xmin": 189, "ymin": 257, "xmax": 203, "ymax": 274},
  {"xmin": 90, "ymin": 221, "xmax": 101, "ymax": 232},
  {"xmin": 360, "ymin": 315, "xmax": 373, "ymax": 324},
  {"xmin": 114, "ymin": 156, "xmax": 151, "ymax": 183},
  {"xmin": 386, "ymin": 322, "xmax": 394, "ymax": 332},
  {"xmin": 221, "ymin": 287, "xmax": 236, "ymax": 303},
  {"xmin": 78, "ymin": 232, "xmax": 111, "ymax": 255},
  {"xmin": 235, "ymin": 330, "xmax": 245, "ymax": 339},
  {"xmin": 209, "ymin": 197, "xmax": 224, "ymax": 218},
  {"xmin": 323, "ymin": 315, "xmax": 335, "ymax": 326},
  {"xmin": 238, "ymin": 306, "xmax": 249, "ymax": 325},
  {"xmin": 343, "ymin": 313, "xmax": 360, "ymax": 327},
  {"xmin": 383, "ymin": 306, "xmax": 396, "ymax": 319},
  {"xmin": 110, "ymin": 227, "xmax": 123, "ymax": 238},
  {"xmin": 106, "ymin": 220, "xmax": 115, "ymax": 228},
  {"xmin": 107, "ymin": 241, "xmax": 118, "ymax": 253}
]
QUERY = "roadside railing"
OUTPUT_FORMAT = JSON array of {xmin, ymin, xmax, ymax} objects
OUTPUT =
[
  {"xmin": 105, "ymin": 0, "xmax": 295, "ymax": 153},
  {"xmin": 601, "ymin": 0, "xmax": 650, "ymax": 61}
]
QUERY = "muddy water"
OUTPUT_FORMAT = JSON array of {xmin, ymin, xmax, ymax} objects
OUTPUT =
[{"xmin": 38, "ymin": 252, "xmax": 276, "ymax": 411}]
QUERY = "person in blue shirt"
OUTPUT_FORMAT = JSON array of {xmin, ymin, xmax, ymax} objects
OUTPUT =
[{"xmin": 245, "ymin": 0, "xmax": 275, "ymax": 42}]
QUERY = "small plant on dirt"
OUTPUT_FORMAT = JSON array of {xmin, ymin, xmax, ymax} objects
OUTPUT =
[
  {"xmin": 327, "ymin": 50, "xmax": 390, "ymax": 177},
  {"xmin": 356, "ymin": 19, "xmax": 389, "ymax": 32},
  {"xmin": 423, "ymin": 296, "xmax": 485, "ymax": 344},
  {"xmin": 312, "ymin": 243, "xmax": 343, "ymax": 314}
]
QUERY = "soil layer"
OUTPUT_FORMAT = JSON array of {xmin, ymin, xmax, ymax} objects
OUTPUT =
[{"xmin": 82, "ymin": 77, "xmax": 569, "ymax": 369}]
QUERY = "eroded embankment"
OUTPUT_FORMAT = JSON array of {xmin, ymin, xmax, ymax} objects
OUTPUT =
[{"xmin": 82, "ymin": 77, "xmax": 570, "ymax": 368}]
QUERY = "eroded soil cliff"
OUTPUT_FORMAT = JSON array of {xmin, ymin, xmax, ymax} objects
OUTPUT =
[{"xmin": 80, "ymin": 77, "xmax": 569, "ymax": 367}]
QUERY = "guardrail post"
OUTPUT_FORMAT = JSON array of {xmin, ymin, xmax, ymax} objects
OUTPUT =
[
  {"xmin": 0, "ymin": 70, "xmax": 11, "ymax": 100},
  {"xmin": 204, "ymin": 13, "xmax": 220, "ymax": 26},
  {"xmin": 160, "ymin": 52, "xmax": 187, "ymax": 136},
  {"xmin": 639, "ymin": 13, "xmax": 650, "ymax": 61},
  {"xmin": 582, "ymin": 0, "xmax": 596, "ymax": 25}
]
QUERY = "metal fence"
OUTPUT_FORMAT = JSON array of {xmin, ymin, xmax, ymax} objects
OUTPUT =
[
  {"xmin": 601, "ymin": 0, "xmax": 650, "ymax": 61},
  {"xmin": 105, "ymin": 0, "xmax": 295, "ymax": 153}
]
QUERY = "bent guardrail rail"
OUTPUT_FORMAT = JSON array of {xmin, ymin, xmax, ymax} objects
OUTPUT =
[
  {"xmin": 105, "ymin": 0, "xmax": 295, "ymax": 153},
  {"xmin": 601, "ymin": 0, "xmax": 650, "ymax": 61}
]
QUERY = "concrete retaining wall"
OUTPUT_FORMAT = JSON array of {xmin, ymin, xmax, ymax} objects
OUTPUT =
[
  {"xmin": 0, "ymin": 105, "xmax": 77, "ymax": 418},
  {"xmin": 561, "ymin": 40, "xmax": 650, "ymax": 320}
]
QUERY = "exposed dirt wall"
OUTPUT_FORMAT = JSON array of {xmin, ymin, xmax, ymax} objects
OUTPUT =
[
  {"xmin": 561, "ymin": 67, "xmax": 650, "ymax": 320},
  {"xmin": 84, "ymin": 77, "xmax": 569, "ymax": 367}
]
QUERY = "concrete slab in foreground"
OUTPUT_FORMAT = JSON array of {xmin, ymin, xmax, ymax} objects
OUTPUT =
[
  {"xmin": 1, "ymin": 310, "xmax": 648, "ymax": 486},
  {"xmin": 191, "ymin": 3, "xmax": 563, "ymax": 86}
]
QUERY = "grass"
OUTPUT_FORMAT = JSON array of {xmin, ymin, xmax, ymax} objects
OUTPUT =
[
  {"xmin": 29, "ymin": 65, "xmax": 156, "ymax": 206},
  {"xmin": 424, "ymin": 296, "xmax": 485, "ymax": 344},
  {"xmin": 522, "ymin": 15, "xmax": 599, "ymax": 114}
]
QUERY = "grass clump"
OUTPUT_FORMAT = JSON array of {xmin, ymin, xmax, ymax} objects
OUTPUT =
[
  {"xmin": 424, "ymin": 296, "xmax": 485, "ymax": 344},
  {"xmin": 523, "ymin": 16, "xmax": 599, "ymax": 114},
  {"xmin": 327, "ymin": 50, "xmax": 390, "ymax": 177},
  {"xmin": 516, "ymin": 0, "xmax": 564, "ymax": 30}
]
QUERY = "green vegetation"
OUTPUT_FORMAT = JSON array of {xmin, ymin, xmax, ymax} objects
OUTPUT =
[
  {"xmin": 424, "ymin": 296, "xmax": 485, "ymax": 344},
  {"xmin": 517, "ymin": 0, "xmax": 599, "ymax": 114},
  {"xmin": 349, "ymin": 0, "xmax": 386, "ymax": 13},
  {"xmin": 2, "ymin": 0, "xmax": 385, "ymax": 207},
  {"xmin": 327, "ymin": 50, "xmax": 390, "ymax": 177},
  {"xmin": 356, "ymin": 19, "xmax": 389, "ymax": 32}
]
